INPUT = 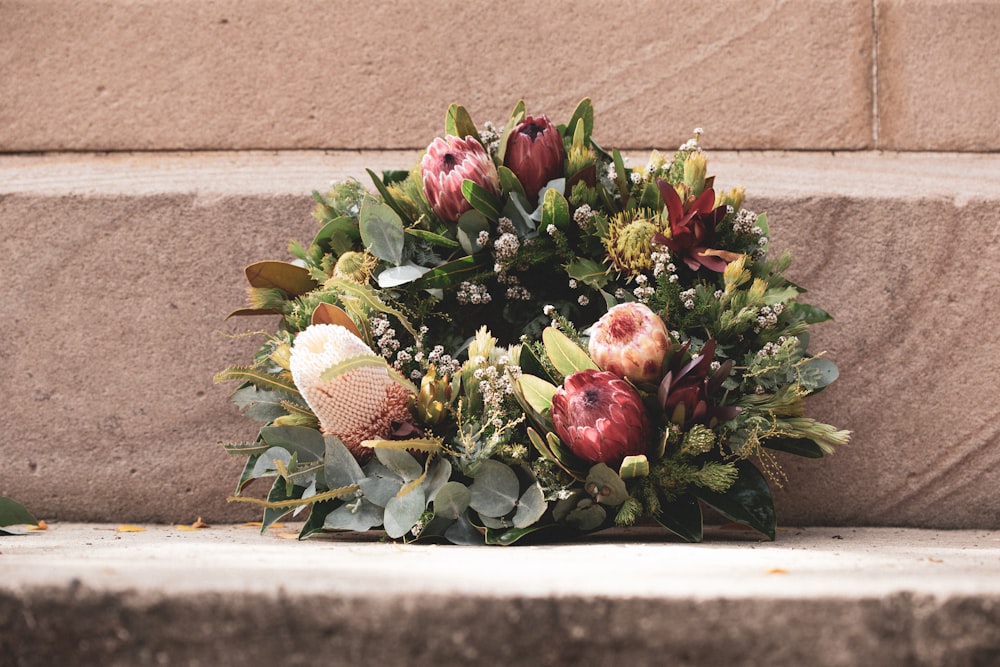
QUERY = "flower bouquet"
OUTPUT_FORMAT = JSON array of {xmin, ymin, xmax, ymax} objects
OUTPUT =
[{"xmin": 216, "ymin": 99, "xmax": 849, "ymax": 544}]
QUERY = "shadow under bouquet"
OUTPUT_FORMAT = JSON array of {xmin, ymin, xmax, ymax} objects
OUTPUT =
[{"xmin": 217, "ymin": 99, "xmax": 850, "ymax": 544}]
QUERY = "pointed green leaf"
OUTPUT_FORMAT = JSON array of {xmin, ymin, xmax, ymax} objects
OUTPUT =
[
  {"xmin": 413, "ymin": 255, "xmax": 490, "ymax": 290},
  {"xmin": 496, "ymin": 100, "xmax": 526, "ymax": 163},
  {"xmin": 566, "ymin": 98, "xmax": 594, "ymax": 141},
  {"xmin": 462, "ymin": 180, "xmax": 502, "ymax": 220},
  {"xmin": 542, "ymin": 327, "xmax": 598, "ymax": 376},
  {"xmin": 214, "ymin": 366, "xmax": 299, "ymax": 397},
  {"xmin": 639, "ymin": 181, "xmax": 663, "ymax": 210},
  {"xmin": 456, "ymin": 209, "xmax": 491, "ymax": 254},
  {"xmin": 691, "ymin": 459, "xmax": 775, "ymax": 540},
  {"xmin": 612, "ymin": 149, "xmax": 629, "ymax": 202},
  {"xmin": 565, "ymin": 258, "xmax": 609, "ymax": 289},
  {"xmin": 0, "ymin": 497, "xmax": 36, "ymax": 528},
  {"xmin": 655, "ymin": 493, "xmax": 703, "ymax": 543},
  {"xmin": 318, "ymin": 354, "xmax": 417, "ymax": 394},
  {"xmin": 312, "ymin": 215, "xmax": 360, "ymax": 255},
  {"xmin": 404, "ymin": 227, "xmax": 460, "ymax": 248},
  {"xmin": 365, "ymin": 169, "xmax": 411, "ymax": 224},
  {"xmin": 259, "ymin": 425, "xmax": 325, "ymax": 462},
  {"xmin": 516, "ymin": 374, "xmax": 558, "ymax": 415},
  {"xmin": 324, "ymin": 435, "xmax": 366, "ymax": 488},
  {"xmin": 763, "ymin": 437, "xmax": 825, "ymax": 459},
  {"xmin": 359, "ymin": 196, "xmax": 405, "ymax": 265},
  {"xmin": 790, "ymin": 302, "xmax": 833, "ymax": 324},
  {"xmin": 541, "ymin": 187, "xmax": 570, "ymax": 230},
  {"xmin": 497, "ymin": 165, "xmax": 526, "ymax": 199},
  {"xmin": 445, "ymin": 103, "xmax": 480, "ymax": 144},
  {"xmin": 262, "ymin": 476, "xmax": 305, "ymax": 532},
  {"xmin": 325, "ymin": 278, "xmax": 419, "ymax": 339}
]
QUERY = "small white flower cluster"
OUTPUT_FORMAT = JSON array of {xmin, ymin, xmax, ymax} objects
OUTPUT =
[
  {"xmin": 371, "ymin": 314, "xmax": 401, "ymax": 360},
  {"xmin": 732, "ymin": 209, "xmax": 758, "ymax": 235},
  {"xmin": 633, "ymin": 274, "xmax": 655, "ymax": 303},
  {"xmin": 472, "ymin": 355, "xmax": 522, "ymax": 422},
  {"xmin": 679, "ymin": 128, "xmax": 704, "ymax": 152},
  {"xmin": 605, "ymin": 163, "xmax": 618, "ymax": 181},
  {"xmin": 456, "ymin": 281, "xmax": 492, "ymax": 305},
  {"xmin": 478, "ymin": 121, "xmax": 503, "ymax": 156},
  {"xmin": 573, "ymin": 204, "xmax": 594, "ymax": 229},
  {"xmin": 427, "ymin": 344, "xmax": 461, "ymax": 376},
  {"xmin": 629, "ymin": 171, "xmax": 643, "ymax": 185},
  {"xmin": 756, "ymin": 335, "xmax": 796, "ymax": 359},
  {"xmin": 755, "ymin": 304, "xmax": 784, "ymax": 332},
  {"xmin": 477, "ymin": 229, "xmax": 491, "ymax": 249},
  {"xmin": 651, "ymin": 245, "xmax": 674, "ymax": 279},
  {"xmin": 680, "ymin": 287, "xmax": 698, "ymax": 310},
  {"xmin": 493, "ymin": 231, "xmax": 520, "ymax": 264}
]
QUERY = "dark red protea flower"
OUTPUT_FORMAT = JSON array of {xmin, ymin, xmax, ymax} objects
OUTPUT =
[
  {"xmin": 421, "ymin": 135, "xmax": 501, "ymax": 224},
  {"xmin": 551, "ymin": 369, "xmax": 651, "ymax": 465},
  {"xmin": 657, "ymin": 339, "xmax": 741, "ymax": 428},
  {"xmin": 503, "ymin": 114, "xmax": 566, "ymax": 206},
  {"xmin": 652, "ymin": 179, "xmax": 742, "ymax": 272}
]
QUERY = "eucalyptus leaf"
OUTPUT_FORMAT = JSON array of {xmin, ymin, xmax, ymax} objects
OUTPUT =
[
  {"xmin": 654, "ymin": 493, "xmax": 703, "ymax": 543},
  {"xmin": 423, "ymin": 458, "xmax": 453, "ymax": 502},
  {"xmin": 231, "ymin": 386, "xmax": 287, "ymax": 423},
  {"xmin": 377, "ymin": 263, "xmax": 431, "ymax": 288},
  {"xmin": 468, "ymin": 459, "xmax": 520, "ymax": 517},
  {"xmin": 513, "ymin": 482, "xmax": 546, "ymax": 528},
  {"xmin": 434, "ymin": 482, "xmax": 472, "ymax": 520},
  {"xmin": 376, "ymin": 448, "xmax": 423, "ymax": 482},
  {"xmin": 358, "ymin": 463, "xmax": 404, "ymax": 507},
  {"xmin": 456, "ymin": 210, "xmax": 491, "ymax": 254},
  {"xmin": 259, "ymin": 425, "xmax": 325, "ymax": 462},
  {"xmin": 691, "ymin": 459, "xmax": 776, "ymax": 540},
  {"xmin": 323, "ymin": 498, "xmax": 383, "ymax": 532},
  {"xmin": 251, "ymin": 446, "xmax": 292, "ymax": 479},
  {"xmin": 801, "ymin": 357, "xmax": 840, "ymax": 391},
  {"xmin": 384, "ymin": 488, "xmax": 426, "ymax": 539},
  {"xmin": 359, "ymin": 197, "xmax": 405, "ymax": 265},
  {"xmin": 445, "ymin": 513, "xmax": 484, "ymax": 545},
  {"xmin": 324, "ymin": 436, "xmax": 366, "ymax": 488}
]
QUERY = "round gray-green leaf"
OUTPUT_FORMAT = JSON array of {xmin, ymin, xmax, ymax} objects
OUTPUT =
[
  {"xmin": 433, "ymin": 481, "xmax": 471, "ymax": 520},
  {"xmin": 323, "ymin": 499, "xmax": 383, "ymax": 532},
  {"xmin": 384, "ymin": 489, "xmax": 426, "ymax": 539},
  {"xmin": 468, "ymin": 460, "xmax": 520, "ymax": 517},
  {"xmin": 513, "ymin": 482, "xmax": 546, "ymax": 528}
]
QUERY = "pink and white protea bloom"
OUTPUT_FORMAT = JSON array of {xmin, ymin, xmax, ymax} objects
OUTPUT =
[
  {"xmin": 421, "ymin": 135, "xmax": 501, "ymax": 224},
  {"xmin": 551, "ymin": 369, "xmax": 650, "ymax": 466},
  {"xmin": 290, "ymin": 324, "xmax": 412, "ymax": 462},
  {"xmin": 504, "ymin": 114, "xmax": 566, "ymax": 206},
  {"xmin": 589, "ymin": 302, "xmax": 671, "ymax": 385}
]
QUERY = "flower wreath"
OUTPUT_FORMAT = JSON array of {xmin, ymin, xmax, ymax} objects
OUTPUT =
[{"xmin": 216, "ymin": 99, "xmax": 849, "ymax": 544}]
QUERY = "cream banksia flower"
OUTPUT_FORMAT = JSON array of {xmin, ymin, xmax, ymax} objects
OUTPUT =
[
  {"xmin": 589, "ymin": 302, "xmax": 671, "ymax": 385},
  {"xmin": 290, "ymin": 324, "xmax": 412, "ymax": 462}
]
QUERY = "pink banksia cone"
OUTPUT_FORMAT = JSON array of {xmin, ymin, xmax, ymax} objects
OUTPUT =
[
  {"xmin": 289, "ymin": 324, "xmax": 412, "ymax": 462},
  {"xmin": 504, "ymin": 114, "xmax": 566, "ymax": 206},
  {"xmin": 588, "ymin": 302, "xmax": 671, "ymax": 385},
  {"xmin": 551, "ymin": 369, "xmax": 651, "ymax": 466},
  {"xmin": 421, "ymin": 135, "xmax": 500, "ymax": 224}
]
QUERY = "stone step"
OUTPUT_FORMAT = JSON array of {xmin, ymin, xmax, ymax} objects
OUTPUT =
[
  {"xmin": 2, "ymin": 524, "xmax": 999, "ymax": 666},
  {"xmin": 2, "ymin": 150, "xmax": 1000, "ymax": 530},
  {"xmin": 2, "ymin": 0, "xmax": 999, "ymax": 151}
]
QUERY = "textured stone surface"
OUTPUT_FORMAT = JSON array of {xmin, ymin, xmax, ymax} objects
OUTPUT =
[
  {"xmin": 3, "ymin": 151, "xmax": 1000, "ymax": 528},
  {"xmin": 878, "ymin": 0, "xmax": 1000, "ymax": 150},
  {"xmin": 0, "ymin": 0, "xmax": 873, "ymax": 151},
  {"xmin": 2, "ymin": 525, "xmax": 999, "ymax": 666}
]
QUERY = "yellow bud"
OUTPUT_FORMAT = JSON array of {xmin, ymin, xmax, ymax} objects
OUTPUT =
[
  {"xmin": 683, "ymin": 152, "xmax": 708, "ymax": 197},
  {"xmin": 723, "ymin": 255, "xmax": 751, "ymax": 293},
  {"xmin": 715, "ymin": 186, "xmax": 745, "ymax": 211}
]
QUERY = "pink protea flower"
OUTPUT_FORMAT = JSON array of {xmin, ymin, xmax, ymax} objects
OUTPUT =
[
  {"xmin": 421, "ymin": 135, "xmax": 501, "ymax": 224},
  {"xmin": 589, "ymin": 302, "xmax": 670, "ymax": 385},
  {"xmin": 504, "ymin": 114, "xmax": 566, "ymax": 206},
  {"xmin": 551, "ymin": 369, "xmax": 651, "ymax": 466},
  {"xmin": 289, "ymin": 324, "xmax": 412, "ymax": 462}
]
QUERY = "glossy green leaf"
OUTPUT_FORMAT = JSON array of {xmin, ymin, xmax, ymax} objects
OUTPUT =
[
  {"xmin": 541, "ymin": 187, "xmax": 570, "ymax": 230},
  {"xmin": 404, "ymin": 227, "xmax": 460, "ymax": 248},
  {"xmin": 654, "ymin": 493, "xmax": 703, "ymax": 543},
  {"xmin": 565, "ymin": 258, "xmax": 609, "ymax": 289},
  {"xmin": 790, "ymin": 302, "xmax": 833, "ymax": 324},
  {"xmin": 468, "ymin": 460, "xmax": 520, "ymax": 517},
  {"xmin": 486, "ymin": 524, "xmax": 551, "ymax": 546},
  {"xmin": 496, "ymin": 100, "xmax": 526, "ymax": 163},
  {"xmin": 297, "ymin": 498, "xmax": 338, "ymax": 539},
  {"xmin": 497, "ymin": 165, "xmax": 526, "ymax": 200},
  {"xmin": 365, "ymin": 169, "xmax": 411, "ymax": 224},
  {"xmin": 566, "ymin": 98, "xmax": 594, "ymax": 142},
  {"xmin": 445, "ymin": 103, "xmax": 480, "ymax": 144},
  {"xmin": 0, "ymin": 497, "xmax": 36, "ymax": 528},
  {"xmin": 542, "ymin": 327, "xmax": 598, "ymax": 377},
  {"xmin": 413, "ymin": 255, "xmax": 490, "ymax": 290},
  {"xmin": 262, "ymin": 476, "xmax": 305, "ymax": 532},
  {"xmin": 434, "ymin": 482, "xmax": 472, "ymax": 520},
  {"xmin": 384, "ymin": 488, "xmax": 426, "ymax": 539},
  {"xmin": 612, "ymin": 149, "xmax": 629, "ymax": 202},
  {"xmin": 619, "ymin": 455, "xmax": 650, "ymax": 480},
  {"xmin": 359, "ymin": 197, "xmax": 405, "ymax": 265},
  {"xmin": 764, "ymin": 437, "xmax": 825, "ymax": 459},
  {"xmin": 692, "ymin": 459, "xmax": 776, "ymax": 540},
  {"xmin": 516, "ymin": 374, "xmax": 557, "ymax": 415},
  {"xmin": 462, "ymin": 180, "xmax": 503, "ymax": 221}
]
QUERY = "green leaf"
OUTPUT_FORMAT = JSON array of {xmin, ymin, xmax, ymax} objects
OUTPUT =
[
  {"xmin": 325, "ymin": 278, "xmax": 419, "ymax": 340},
  {"xmin": 518, "ymin": 342, "xmax": 556, "ymax": 383},
  {"xmin": 262, "ymin": 476, "xmax": 305, "ymax": 532},
  {"xmin": 244, "ymin": 260, "xmax": 318, "ymax": 296},
  {"xmin": 513, "ymin": 482, "xmax": 547, "ymax": 528},
  {"xmin": 0, "ymin": 497, "xmax": 36, "ymax": 528},
  {"xmin": 763, "ymin": 437, "xmax": 826, "ymax": 458},
  {"xmin": 516, "ymin": 374, "xmax": 558, "ymax": 415},
  {"xmin": 384, "ymin": 488, "xmax": 426, "ymax": 539},
  {"xmin": 376, "ymin": 449, "xmax": 423, "ymax": 482},
  {"xmin": 404, "ymin": 227, "xmax": 459, "ymax": 249},
  {"xmin": 230, "ymin": 386, "xmax": 287, "ymax": 423},
  {"xmin": 298, "ymin": 498, "xmax": 338, "ymax": 539},
  {"xmin": 496, "ymin": 100, "xmax": 526, "ymax": 163},
  {"xmin": 542, "ymin": 327, "xmax": 598, "ymax": 376},
  {"xmin": 468, "ymin": 460, "xmax": 520, "ymax": 517},
  {"xmin": 413, "ymin": 255, "xmax": 490, "ymax": 290},
  {"xmin": 222, "ymin": 440, "xmax": 270, "ymax": 457},
  {"xmin": 541, "ymin": 187, "xmax": 570, "ymax": 230},
  {"xmin": 258, "ymin": 425, "xmax": 325, "ymax": 462},
  {"xmin": 365, "ymin": 169, "xmax": 411, "ymax": 224},
  {"xmin": 801, "ymin": 357, "xmax": 840, "ymax": 390},
  {"xmin": 433, "ymin": 482, "xmax": 472, "ymax": 520},
  {"xmin": 639, "ymin": 181, "xmax": 663, "ymax": 210},
  {"xmin": 359, "ymin": 197, "xmax": 405, "ymax": 265},
  {"xmin": 691, "ymin": 459, "xmax": 775, "ymax": 540},
  {"xmin": 324, "ymin": 435, "xmax": 366, "ymax": 488},
  {"xmin": 312, "ymin": 215, "xmax": 359, "ymax": 255},
  {"xmin": 358, "ymin": 460, "xmax": 403, "ymax": 507},
  {"xmin": 612, "ymin": 149, "xmax": 629, "ymax": 202},
  {"xmin": 486, "ymin": 524, "xmax": 551, "ymax": 546},
  {"xmin": 215, "ymin": 366, "xmax": 299, "ymax": 397},
  {"xmin": 323, "ymin": 498, "xmax": 383, "ymax": 532},
  {"xmin": 361, "ymin": 438, "xmax": 443, "ymax": 454},
  {"xmin": 566, "ymin": 98, "xmax": 594, "ymax": 142},
  {"xmin": 445, "ymin": 103, "xmax": 480, "ymax": 144},
  {"xmin": 586, "ymin": 463, "xmax": 628, "ymax": 506},
  {"xmin": 654, "ymin": 493, "xmax": 703, "ymax": 543},
  {"xmin": 456, "ymin": 210, "xmax": 491, "ymax": 255},
  {"xmin": 791, "ymin": 302, "xmax": 834, "ymax": 324},
  {"xmin": 444, "ymin": 513, "xmax": 484, "ymax": 545},
  {"xmin": 756, "ymin": 212, "xmax": 769, "ymax": 238},
  {"xmin": 565, "ymin": 258, "xmax": 609, "ymax": 290},
  {"xmin": 497, "ymin": 165, "xmax": 526, "ymax": 200},
  {"xmin": 619, "ymin": 455, "xmax": 650, "ymax": 480},
  {"xmin": 251, "ymin": 446, "xmax": 292, "ymax": 478},
  {"xmin": 462, "ymin": 180, "xmax": 503, "ymax": 220}
]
